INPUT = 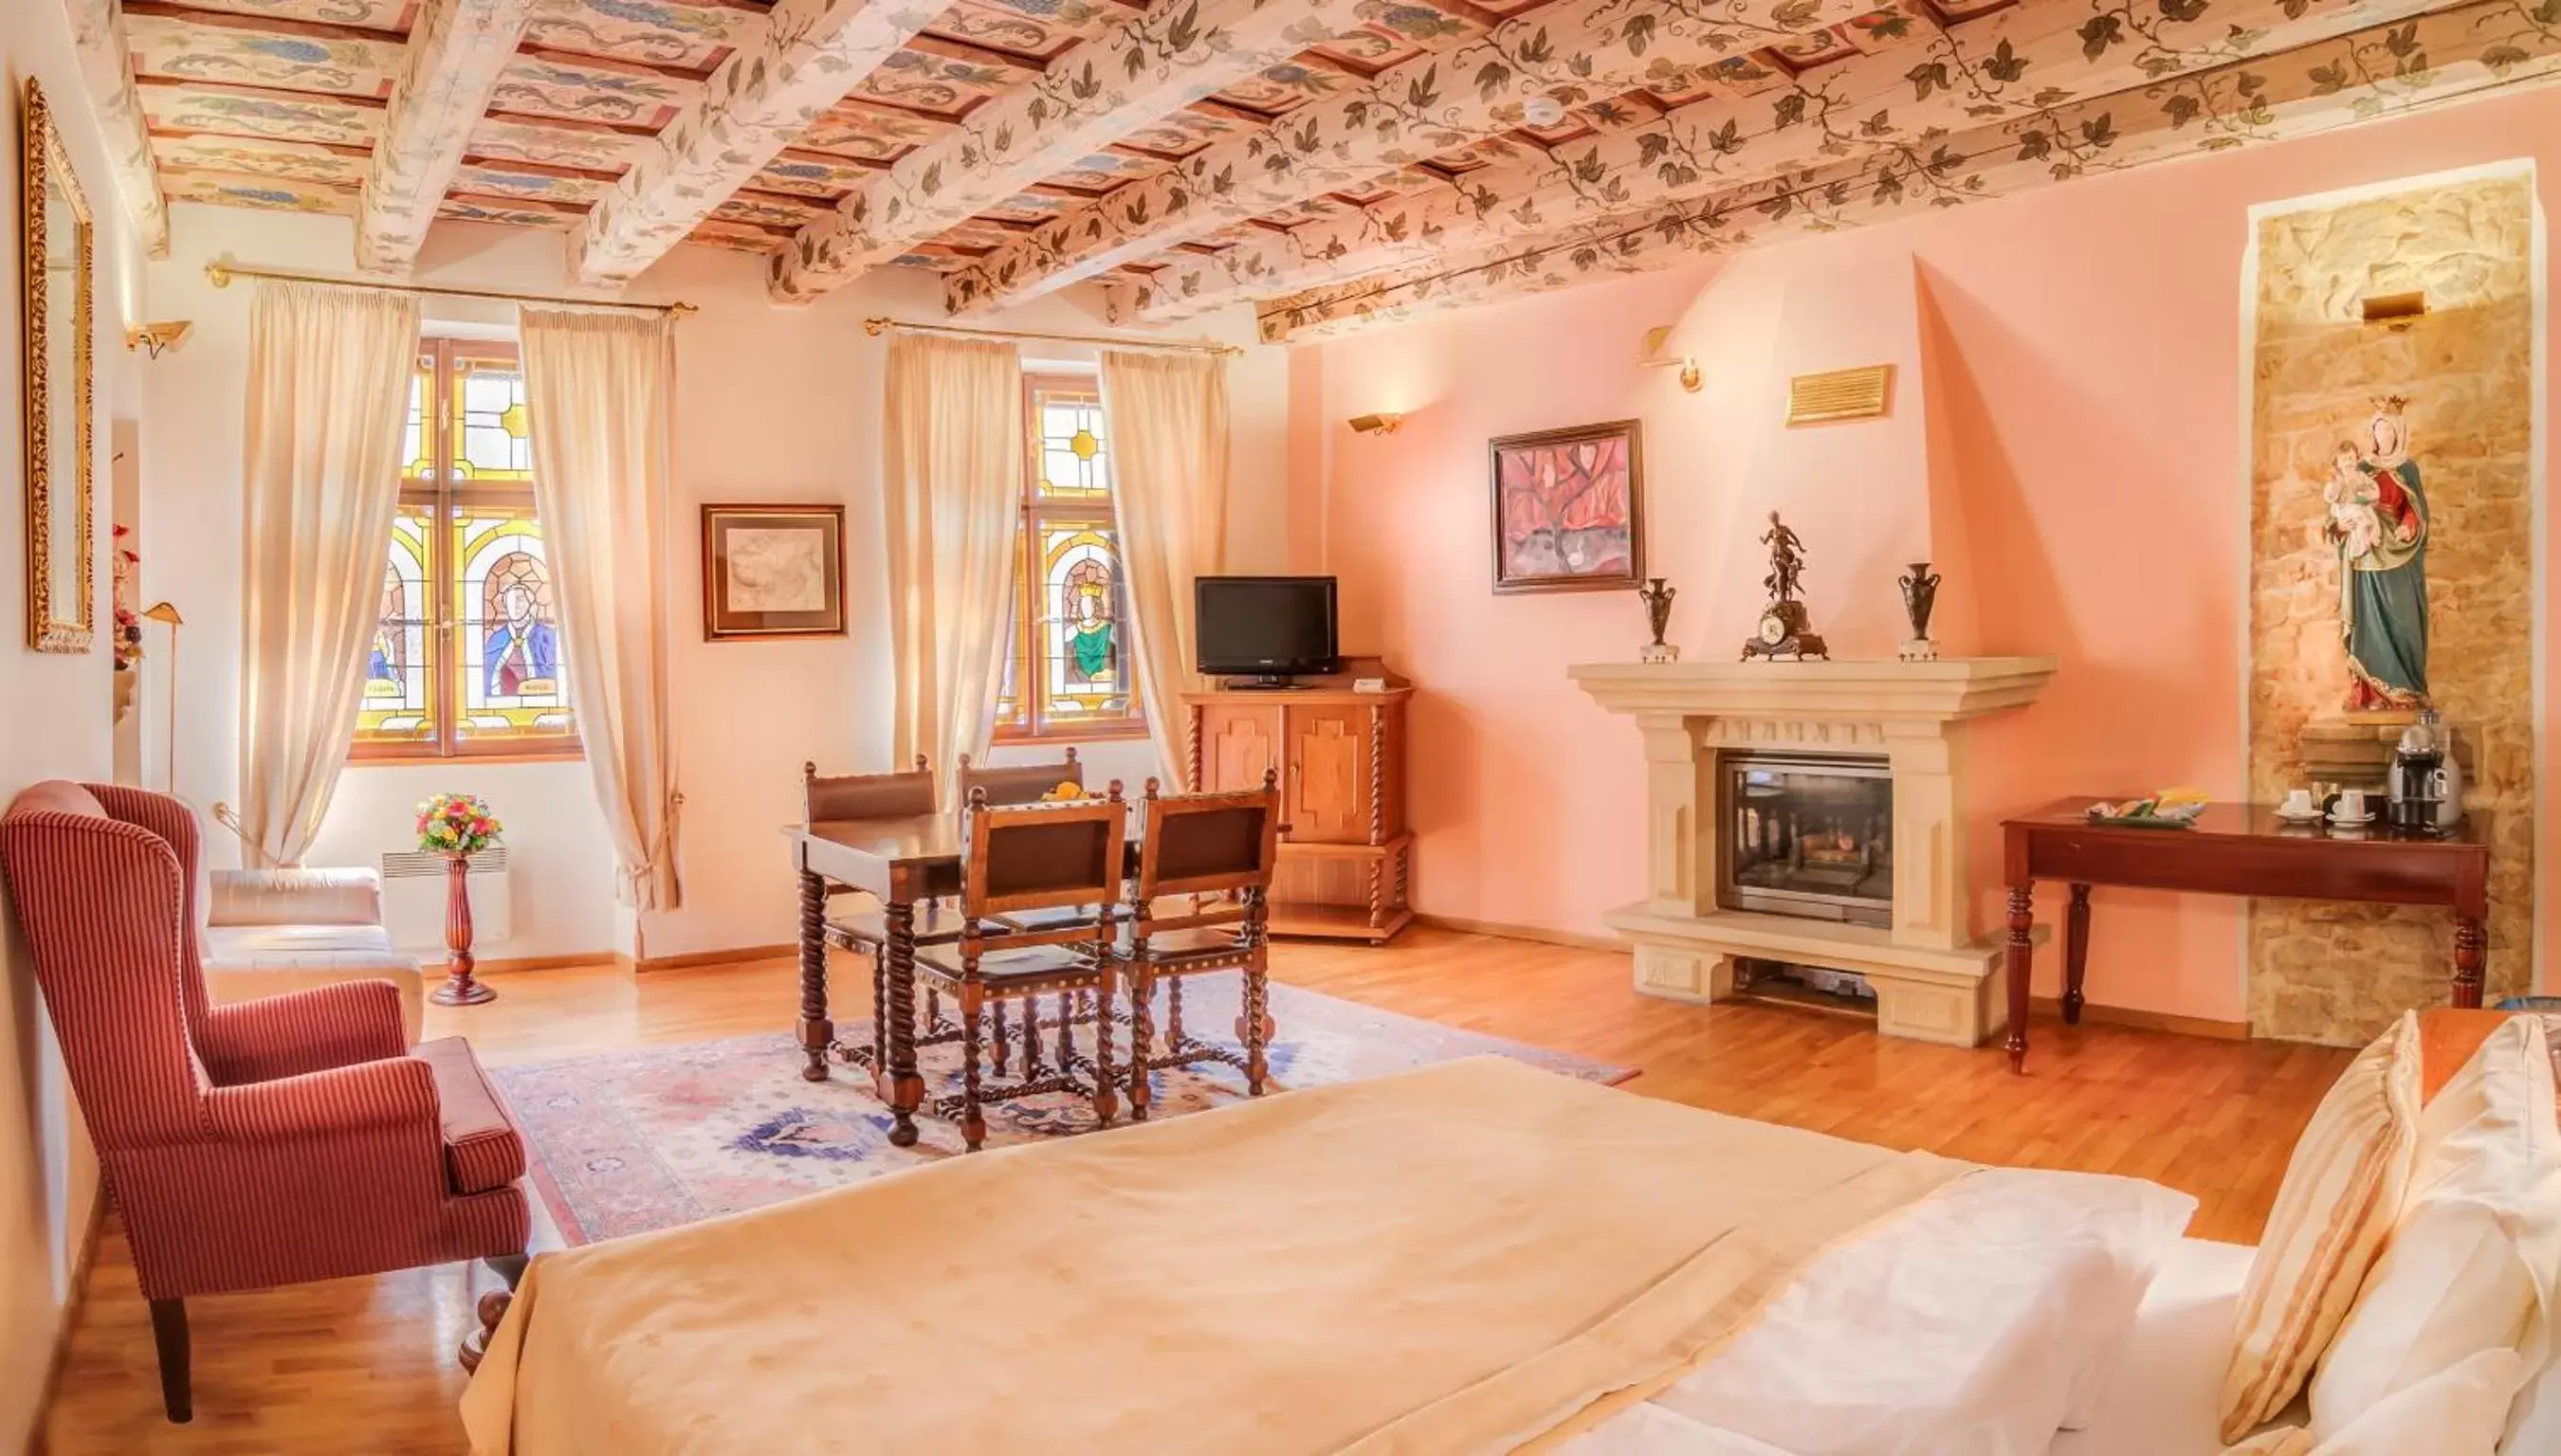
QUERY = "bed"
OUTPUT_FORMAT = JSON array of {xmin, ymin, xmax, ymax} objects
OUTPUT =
[{"xmin": 461, "ymin": 1053, "xmax": 2219, "ymax": 1456}]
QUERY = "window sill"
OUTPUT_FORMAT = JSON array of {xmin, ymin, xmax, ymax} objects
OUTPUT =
[
  {"xmin": 347, "ymin": 750, "xmax": 586, "ymax": 767},
  {"xmin": 992, "ymin": 722, "xmax": 1152, "ymax": 746}
]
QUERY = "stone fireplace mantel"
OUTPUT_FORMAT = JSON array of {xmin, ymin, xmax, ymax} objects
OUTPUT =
[{"xmin": 1569, "ymin": 656, "xmax": 2058, "ymax": 1046}]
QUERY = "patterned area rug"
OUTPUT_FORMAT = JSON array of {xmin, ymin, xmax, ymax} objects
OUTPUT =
[{"xmin": 493, "ymin": 978, "xmax": 1632, "ymax": 1246}]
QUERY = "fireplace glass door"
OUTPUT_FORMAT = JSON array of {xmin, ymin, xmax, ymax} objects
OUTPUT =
[{"xmin": 1719, "ymin": 754, "xmax": 1893, "ymax": 927}]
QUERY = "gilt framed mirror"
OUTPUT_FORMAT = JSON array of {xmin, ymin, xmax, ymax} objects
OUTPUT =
[{"xmin": 23, "ymin": 79, "xmax": 95, "ymax": 654}]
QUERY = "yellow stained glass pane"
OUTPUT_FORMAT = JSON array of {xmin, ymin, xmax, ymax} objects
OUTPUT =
[
  {"xmin": 448, "ymin": 353, "xmax": 533, "ymax": 482},
  {"xmin": 1032, "ymin": 388, "xmax": 1108, "ymax": 499},
  {"xmin": 452, "ymin": 505, "xmax": 574, "ymax": 741},
  {"xmin": 354, "ymin": 504, "xmax": 438, "ymax": 745}
]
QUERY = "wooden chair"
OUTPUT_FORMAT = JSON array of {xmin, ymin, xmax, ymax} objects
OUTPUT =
[
  {"xmin": 1107, "ymin": 772, "xmax": 1283, "ymax": 1120},
  {"xmin": 803, "ymin": 758, "xmax": 968, "ymax": 1072},
  {"xmin": 914, "ymin": 785, "xmax": 1127, "ymax": 1151},
  {"xmin": 957, "ymin": 746, "xmax": 1082, "ymax": 807}
]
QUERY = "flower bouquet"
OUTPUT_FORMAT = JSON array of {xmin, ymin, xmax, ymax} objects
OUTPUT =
[{"xmin": 418, "ymin": 792, "xmax": 503, "ymax": 857}]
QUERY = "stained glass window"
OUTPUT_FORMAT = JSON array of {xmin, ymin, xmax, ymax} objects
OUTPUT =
[
  {"xmin": 995, "ymin": 376, "xmax": 1144, "ymax": 740},
  {"xmin": 354, "ymin": 339, "xmax": 577, "ymax": 759}
]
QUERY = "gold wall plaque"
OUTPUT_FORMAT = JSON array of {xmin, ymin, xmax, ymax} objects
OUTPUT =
[{"xmin": 1786, "ymin": 365, "xmax": 1893, "ymax": 426}]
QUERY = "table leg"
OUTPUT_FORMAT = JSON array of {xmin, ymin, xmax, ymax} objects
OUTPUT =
[
  {"xmin": 2454, "ymin": 917, "xmax": 2486, "ymax": 1009},
  {"xmin": 796, "ymin": 869, "xmax": 831, "ymax": 1083},
  {"xmin": 2063, "ymin": 883, "xmax": 2092, "ymax": 1026},
  {"xmin": 880, "ymin": 900, "xmax": 924, "ymax": 1148},
  {"xmin": 2005, "ymin": 883, "xmax": 2035, "ymax": 1074}
]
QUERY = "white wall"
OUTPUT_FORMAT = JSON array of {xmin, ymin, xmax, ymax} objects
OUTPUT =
[
  {"xmin": 140, "ymin": 209, "xmax": 1291, "ymax": 962},
  {"xmin": 0, "ymin": 10, "xmax": 150, "ymax": 1445}
]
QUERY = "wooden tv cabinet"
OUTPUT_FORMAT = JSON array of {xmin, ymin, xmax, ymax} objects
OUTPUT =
[{"xmin": 1183, "ymin": 660, "xmax": 1412, "ymax": 943}]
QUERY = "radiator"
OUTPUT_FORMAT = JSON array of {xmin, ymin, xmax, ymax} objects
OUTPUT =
[{"xmin": 380, "ymin": 847, "xmax": 512, "ymax": 949}]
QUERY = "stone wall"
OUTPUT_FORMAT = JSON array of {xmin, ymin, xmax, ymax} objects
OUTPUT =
[{"xmin": 2245, "ymin": 170, "xmax": 2537, "ymax": 1046}]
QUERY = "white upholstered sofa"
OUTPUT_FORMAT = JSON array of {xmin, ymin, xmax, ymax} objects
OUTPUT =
[{"xmin": 201, "ymin": 866, "xmax": 425, "ymax": 1043}]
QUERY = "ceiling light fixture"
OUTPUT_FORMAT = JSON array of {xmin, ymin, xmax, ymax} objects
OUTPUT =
[{"xmin": 1520, "ymin": 94, "xmax": 1568, "ymax": 128}]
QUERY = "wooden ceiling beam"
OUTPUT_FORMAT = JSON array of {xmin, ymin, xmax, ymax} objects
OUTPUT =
[
  {"xmin": 570, "ymin": 0, "xmax": 943, "ymax": 284},
  {"xmin": 765, "ymin": 0, "xmax": 1385, "ymax": 302},
  {"xmin": 1247, "ymin": 0, "xmax": 2561, "ymax": 340},
  {"xmin": 1125, "ymin": 0, "xmax": 2435, "ymax": 322},
  {"xmin": 939, "ymin": 0, "xmax": 1881, "ymax": 316},
  {"xmin": 357, "ymin": 0, "xmax": 540, "ymax": 273},
  {"xmin": 60, "ymin": 0, "xmax": 170, "ymax": 256}
]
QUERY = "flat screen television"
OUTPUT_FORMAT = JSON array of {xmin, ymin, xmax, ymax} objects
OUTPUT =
[{"xmin": 1196, "ymin": 575, "xmax": 1340, "ymax": 686}]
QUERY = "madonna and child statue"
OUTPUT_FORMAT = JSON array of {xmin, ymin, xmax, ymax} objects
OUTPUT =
[{"xmin": 2323, "ymin": 396, "xmax": 2430, "ymax": 711}]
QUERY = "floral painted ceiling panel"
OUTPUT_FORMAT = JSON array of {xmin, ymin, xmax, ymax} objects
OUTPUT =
[
  {"xmin": 520, "ymin": 0, "xmax": 758, "ymax": 71},
  {"xmin": 140, "ymin": 80, "xmax": 387, "ymax": 146},
  {"xmin": 792, "ymin": 97, "xmax": 954, "ymax": 163},
  {"xmin": 844, "ymin": 46, "xmax": 1031, "ymax": 118},
  {"xmin": 465, "ymin": 116, "xmax": 642, "ymax": 172},
  {"xmin": 922, "ymin": 0, "xmax": 1126, "ymax": 63},
  {"xmin": 127, "ymin": 12, "xmax": 406, "ymax": 97},
  {"xmin": 751, "ymin": 150, "xmax": 876, "ymax": 199},
  {"xmin": 449, "ymin": 159, "xmax": 610, "ymax": 206},
  {"xmin": 485, "ymin": 51, "xmax": 697, "ymax": 128},
  {"xmin": 155, "ymin": 134, "xmax": 370, "ymax": 186},
  {"xmin": 165, "ymin": 169, "xmax": 358, "ymax": 214},
  {"xmin": 155, "ymin": 0, "xmax": 415, "ymax": 33}
]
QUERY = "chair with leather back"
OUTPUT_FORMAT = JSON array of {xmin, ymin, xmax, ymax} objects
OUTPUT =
[
  {"xmin": 0, "ymin": 781, "xmax": 529, "ymax": 1424},
  {"xmin": 1109, "ymin": 772, "xmax": 1283, "ymax": 1120},
  {"xmin": 915, "ymin": 784, "xmax": 1126, "ymax": 1151},
  {"xmin": 956, "ymin": 745, "xmax": 1082, "ymax": 807},
  {"xmin": 802, "ymin": 757, "xmax": 976, "ymax": 1072}
]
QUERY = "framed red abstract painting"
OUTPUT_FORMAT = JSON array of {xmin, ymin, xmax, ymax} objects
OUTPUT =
[{"xmin": 1488, "ymin": 420, "xmax": 1645, "ymax": 593}]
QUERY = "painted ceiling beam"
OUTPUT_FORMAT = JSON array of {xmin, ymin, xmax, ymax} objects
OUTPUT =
[
  {"xmin": 941, "ymin": 0, "xmax": 1883, "ymax": 315},
  {"xmin": 571, "ymin": 0, "xmax": 945, "ymax": 285},
  {"xmin": 766, "ymin": 0, "xmax": 1386, "ymax": 301},
  {"xmin": 1253, "ymin": 0, "xmax": 2561, "ymax": 340},
  {"xmin": 357, "ymin": 0, "xmax": 540, "ymax": 274},
  {"xmin": 60, "ymin": 0, "xmax": 170, "ymax": 257},
  {"xmin": 1122, "ymin": 0, "xmax": 2441, "ymax": 322}
]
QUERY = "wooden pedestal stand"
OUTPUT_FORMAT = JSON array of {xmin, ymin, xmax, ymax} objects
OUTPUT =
[{"xmin": 431, "ymin": 852, "xmax": 496, "ymax": 1007}]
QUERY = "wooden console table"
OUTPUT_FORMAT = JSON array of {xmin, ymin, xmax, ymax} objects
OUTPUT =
[{"xmin": 2002, "ymin": 799, "xmax": 2492, "ymax": 1072}]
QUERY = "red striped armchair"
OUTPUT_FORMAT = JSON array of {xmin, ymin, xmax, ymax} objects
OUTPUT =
[{"xmin": 0, "ymin": 781, "xmax": 529, "ymax": 1424}]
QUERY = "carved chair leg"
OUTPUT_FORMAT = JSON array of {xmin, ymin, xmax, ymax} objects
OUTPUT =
[
  {"xmin": 1055, "ymin": 992, "xmax": 1079, "ymax": 1074},
  {"xmin": 991, "ymin": 999, "xmax": 1011, "ymax": 1077},
  {"xmin": 149, "ymin": 1298, "xmax": 192, "ymax": 1424},
  {"xmin": 870, "ymin": 948, "xmax": 887, "ymax": 1071},
  {"xmin": 1127, "ymin": 967, "xmax": 1156, "ymax": 1121},
  {"xmin": 1022, "ymin": 992, "xmax": 1044, "ymax": 1073},
  {"xmin": 960, "ymin": 982, "xmax": 989, "ymax": 1152},
  {"xmin": 1166, "ymin": 976, "xmax": 1187, "ymax": 1052},
  {"xmin": 1091, "ymin": 982, "xmax": 1119, "ymax": 1128},
  {"xmin": 1243, "ymin": 965, "xmax": 1271, "ymax": 1097},
  {"xmin": 924, "ymin": 987, "xmax": 942, "ymax": 1035}
]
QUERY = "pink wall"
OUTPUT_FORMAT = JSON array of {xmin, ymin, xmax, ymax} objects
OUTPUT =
[{"xmin": 1296, "ymin": 84, "xmax": 2561, "ymax": 1023}]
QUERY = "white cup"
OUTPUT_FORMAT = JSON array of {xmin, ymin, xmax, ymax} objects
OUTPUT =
[
  {"xmin": 2337, "ymin": 788, "xmax": 2368, "ymax": 820},
  {"xmin": 2281, "ymin": 788, "xmax": 2314, "ymax": 816}
]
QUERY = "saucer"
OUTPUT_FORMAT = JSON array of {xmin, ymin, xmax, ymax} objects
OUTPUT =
[
  {"xmin": 2274, "ymin": 806, "xmax": 2324, "ymax": 823},
  {"xmin": 2327, "ymin": 810, "xmax": 2376, "ymax": 827}
]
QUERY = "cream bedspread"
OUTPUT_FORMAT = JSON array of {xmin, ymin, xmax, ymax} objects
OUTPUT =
[{"xmin": 462, "ymin": 1055, "xmax": 1966, "ymax": 1455}]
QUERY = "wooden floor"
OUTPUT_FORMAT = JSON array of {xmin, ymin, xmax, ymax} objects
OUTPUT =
[{"xmin": 40, "ymin": 927, "xmax": 2348, "ymax": 1453}]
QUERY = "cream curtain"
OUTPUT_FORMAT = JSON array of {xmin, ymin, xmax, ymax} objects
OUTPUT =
[
  {"xmin": 883, "ymin": 334, "xmax": 1021, "ymax": 805},
  {"xmin": 1101, "ymin": 350, "xmax": 1230, "ymax": 781},
  {"xmin": 238, "ymin": 282, "xmax": 418, "ymax": 867},
  {"xmin": 520, "ymin": 306, "xmax": 683, "ymax": 910}
]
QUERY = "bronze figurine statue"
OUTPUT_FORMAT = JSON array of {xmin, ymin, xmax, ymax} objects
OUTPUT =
[{"xmin": 1742, "ymin": 513, "xmax": 1826, "ymax": 662}]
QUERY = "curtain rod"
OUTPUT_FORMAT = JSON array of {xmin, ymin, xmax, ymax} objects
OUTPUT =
[
  {"xmin": 204, "ymin": 258, "xmax": 697, "ymax": 317},
  {"xmin": 864, "ymin": 316, "xmax": 1241, "ymax": 357}
]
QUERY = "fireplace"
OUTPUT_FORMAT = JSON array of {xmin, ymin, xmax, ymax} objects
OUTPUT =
[{"xmin": 1719, "ymin": 754, "xmax": 1893, "ymax": 927}]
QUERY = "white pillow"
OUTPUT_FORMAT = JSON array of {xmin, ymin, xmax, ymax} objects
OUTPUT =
[
  {"xmin": 2310, "ymin": 1016, "xmax": 2561, "ymax": 1437},
  {"xmin": 2507, "ymin": 1343, "xmax": 2561, "ymax": 1452},
  {"xmin": 2247, "ymin": 1348, "xmax": 2522, "ymax": 1455}
]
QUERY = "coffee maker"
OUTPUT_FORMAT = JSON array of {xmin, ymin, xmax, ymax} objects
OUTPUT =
[{"xmin": 2386, "ymin": 709, "xmax": 2463, "ymax": 833}]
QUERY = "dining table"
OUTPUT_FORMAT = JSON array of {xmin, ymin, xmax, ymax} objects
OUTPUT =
[{"xmin": 786, "ymin": 812, "xmax": 1143, "ymax": 1148}]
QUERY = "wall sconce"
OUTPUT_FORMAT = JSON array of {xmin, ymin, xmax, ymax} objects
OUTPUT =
[
  {"xmin": 1346, "ymin": 412, "xmax": 1403, "ymax": 436},
  {"xmin": 125, "ymin": 320, "xmax": 193, "ymax": 358},
  {"xmin": 1638, "ymin": 325, "xmax": 1701, "ymax": 392},
  {"xmin": 2361, "ymin": 291, "xmax": 2426, "ymax": 330}
]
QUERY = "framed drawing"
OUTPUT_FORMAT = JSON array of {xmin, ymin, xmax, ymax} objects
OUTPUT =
[
  {"xmin": 1489, "ymin": 419, "xmax": 1643, "ymax": 593},
  {"xmin": 24, "ymin": 80, "xmax": 95, "ymax": 653},
  {"xmin": 701, "ymin": 504, "xmax": 845, "ymax": 641}
]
